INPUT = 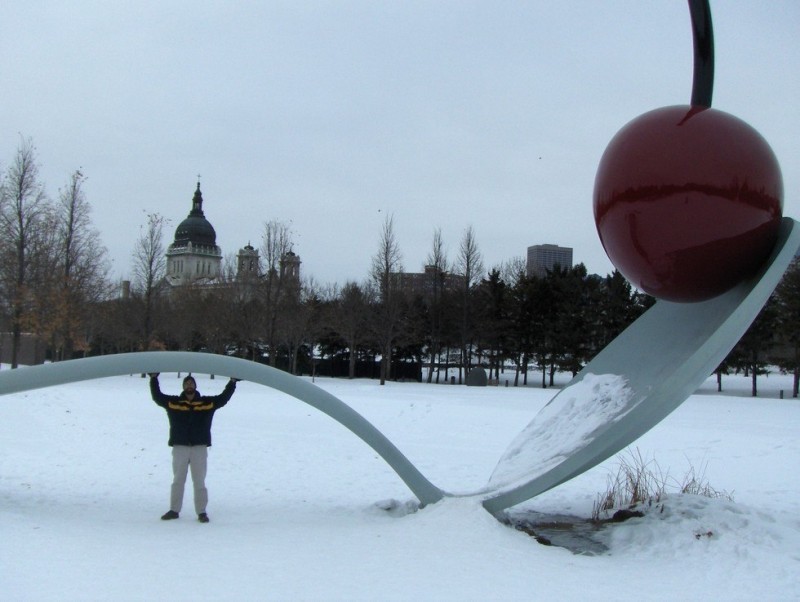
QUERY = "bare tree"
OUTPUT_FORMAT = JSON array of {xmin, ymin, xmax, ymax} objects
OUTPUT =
[
  {"xmin": 370, "ymin": 214, "xmax": 404, "ymax": 384},
  {"xmin": 425, "ymin": 227, "xmax": 449, "ymax": 383},
  {"xmin": 455, "ymin": 225, "xmax": 484, "ymax": 383},
  {"xmin": 219, "ymin": 253, "xmax": 261, "ymax": 360},
  {"xmin": 371, "ymin": 215, "xmax": 402, "ymax": 297},
  {"xmin": 336, "ymin": 281, "xmax": 371, "ymax": 378},
  {"xmin": 280, "ymin": 276, "xmax": 323, "ymax": 375},
  {"xmin": 0, "ymin": 138, "xmax": 49, "ymax": 367},
  {"xmin": 259, "ymin": 219, "xmax": 295, "ymax": 366},
  {"xmin": 131, "ymin": 212, "xmax": 167, "ymax": 347},
  {"xmin": 92, "ymin": 281, "xmax": 139, "ymax": 354},
  {"xmin": 499, "ymin": 256, "xmax": 527, "ymax": 288},
  {"xmin": 49, "ymin": 169, "xmax": 111, "ymax": 359}
]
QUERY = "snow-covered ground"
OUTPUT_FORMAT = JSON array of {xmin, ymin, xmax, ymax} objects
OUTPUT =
[{"xmin": 1, "ymin": 367, "xmax": 799, "ymax": 600}]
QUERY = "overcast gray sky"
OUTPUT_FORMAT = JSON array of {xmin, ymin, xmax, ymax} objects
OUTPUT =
[{"xmin": 2, "ymin": 1, "xmax": 798, "ymax": 287}]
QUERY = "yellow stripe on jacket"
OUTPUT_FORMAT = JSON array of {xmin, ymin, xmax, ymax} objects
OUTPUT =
[{"xmin": 167, "ymin": 401, "xmax": 215, "ymax": 411}]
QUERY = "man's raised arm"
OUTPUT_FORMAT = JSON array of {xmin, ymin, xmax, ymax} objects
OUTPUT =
[{"xmin": 149, "ymin": 373, "xmax": 168, "ymax": 407}]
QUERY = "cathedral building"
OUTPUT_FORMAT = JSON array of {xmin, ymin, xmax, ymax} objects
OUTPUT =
[
  {"xmin": 165, "ymin": 182, "xmax": 301, "ymax": 288},
  {"xmin": 166, "ymin": 183, "xmax": 223, "ymax": 286}
]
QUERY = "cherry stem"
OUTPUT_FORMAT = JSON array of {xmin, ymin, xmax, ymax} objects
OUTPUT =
[{"xmin": 689, "ymin": 0, "xmax": 714, "ymax": 107}]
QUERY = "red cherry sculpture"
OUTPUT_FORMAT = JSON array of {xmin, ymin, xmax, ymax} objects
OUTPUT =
[{"xmin": 593, "ymin": 104, "xmax": 783, "ymax": 302}]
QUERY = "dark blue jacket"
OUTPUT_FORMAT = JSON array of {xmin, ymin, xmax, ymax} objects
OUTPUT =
[{"xmin": 150, "ymin": 376, "xmax": 236, "ymax": 447}]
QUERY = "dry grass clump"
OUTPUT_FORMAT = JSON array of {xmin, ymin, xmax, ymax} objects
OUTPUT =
[{"xmin": 591, "ymin": 448, "xmax": 733, "ymax": 522}]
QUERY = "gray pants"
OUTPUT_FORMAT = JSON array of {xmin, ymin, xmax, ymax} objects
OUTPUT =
[{"xmin": 170, "ymin": 445, "xmax": 208, "ymax": 515}]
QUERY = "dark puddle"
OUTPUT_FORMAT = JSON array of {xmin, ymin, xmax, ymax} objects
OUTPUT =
[{"xmin": 503, "ymin": 509, "xmax": 643, "ymax": 556}]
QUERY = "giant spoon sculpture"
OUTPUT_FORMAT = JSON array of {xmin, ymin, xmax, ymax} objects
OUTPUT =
[{"xmin": 1, "ymin": 1, "xmax": 797, "ymax": 518}]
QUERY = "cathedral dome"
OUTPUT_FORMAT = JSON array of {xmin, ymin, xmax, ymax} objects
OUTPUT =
[{"xmin": 172, "ymin": 183, "xmax": 217, "ymax": 248}]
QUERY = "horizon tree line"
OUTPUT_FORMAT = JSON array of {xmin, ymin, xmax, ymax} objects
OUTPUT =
[{"xmin": 2, "ymin": 138, "xmax": 799, "ymax": 397}]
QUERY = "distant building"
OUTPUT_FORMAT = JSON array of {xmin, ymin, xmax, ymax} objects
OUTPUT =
[
  {"xmin": 281, "ymin": 250, "xmax": 301, "ymax": 283},
  {"xmin": 236, "ymin": 243, "xmax": 260, "ymax": 282},
  {"xmin": 393, "ymin": 265, "xmax": 466, "ymax": 297},
  {"xmin": 164, "ymin": 182, "xmax": 300, "ymax": 289},
  {"xmin": 166, "ymin": 183, "xmax": 223, "ymax": 286},
  {"xmin": 526, "ymin": 244, "xmax": 573, "ymax": 278}
]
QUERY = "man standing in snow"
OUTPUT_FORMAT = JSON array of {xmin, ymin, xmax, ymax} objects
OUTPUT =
[{"xmin": 149, "ymin": 373, "xmax": 239, "ymax": 523}]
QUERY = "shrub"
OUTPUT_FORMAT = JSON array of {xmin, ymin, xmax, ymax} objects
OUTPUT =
[{"xmin": 591, "ymin": 448, "xmax": 733, "ymax": 522}]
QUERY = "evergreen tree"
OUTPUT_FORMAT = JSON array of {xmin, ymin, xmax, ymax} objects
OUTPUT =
[
  {"xmin": 773, "ymin": 258, "xmax": 800, "ymax": 396},
  {"xmin": 730, "ymin": 295, "xmax": 779, "ymax": 397}
]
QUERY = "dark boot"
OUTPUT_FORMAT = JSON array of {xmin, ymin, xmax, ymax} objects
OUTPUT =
[
  {"xmin": 161, "ymin": 510, "xmax": 179, "ymax": 520},
  {"xmin": 198, "ymin": 513, "xmax": 210, "ymax": 523}
]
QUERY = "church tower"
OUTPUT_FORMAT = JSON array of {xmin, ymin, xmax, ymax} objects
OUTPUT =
[
  {"xmin": 237, "ymin": 243, "xmax": 260, "ymax": 281},
  {"xmin": 166, "ymin": 183, "xmax": 223, "ymax": 286},
  {"xmin": 281, "ymin": 250, "xmax": 301, "ymax": 283}
]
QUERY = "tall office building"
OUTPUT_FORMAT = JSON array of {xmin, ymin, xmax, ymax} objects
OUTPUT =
[{"xmin": 526, "ymin": 244, "xmax": 573, "ymax": 278}]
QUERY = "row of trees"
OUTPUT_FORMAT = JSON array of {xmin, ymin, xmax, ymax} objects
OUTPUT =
[
  {"xmin": 727, "ymin": 260, "xmax": 800, "ymax": 397},
  {"xmin": 89, "ymin": 215, "xmax": 656, "ymax": 387},
  {"xmin": 0, "ymin": 139, "xmax": 109, "ymax": 367},
  {"xmin": 3, "ymin": 138, "xmax": 800, "ymax": 396},
  {"xmin": 94, "ymin": 210, "xmax": 800, "ymax": 396}
]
